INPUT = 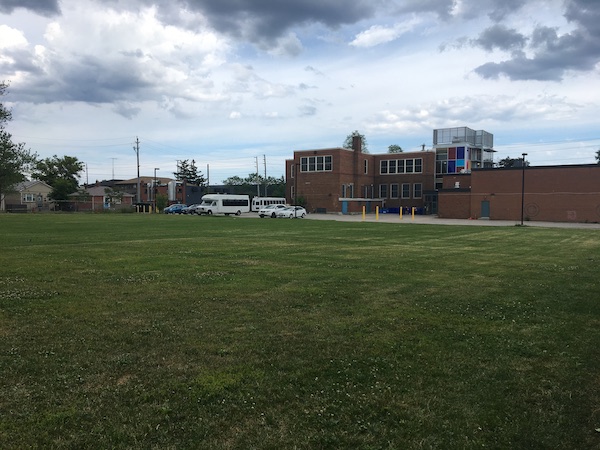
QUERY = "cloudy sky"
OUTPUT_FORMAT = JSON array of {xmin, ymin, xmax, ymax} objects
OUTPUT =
[{"xmin": 1, "ymin": 0, "xmax": 599, "ymax": 183}]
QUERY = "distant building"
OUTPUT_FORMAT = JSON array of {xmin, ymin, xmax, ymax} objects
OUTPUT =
[
  {"xmin": 286, "ymin": 134, "xmax": 436, "ymax": 214},
  {"xmin": 285, "ymin": 127, "xmax": 600, "ymax": 223},
  {"xmin": 68, "ymin": 186, "xmax": 135, "ymax": 212},
  {"xmin": 1, "ymin": 180, "xmax": 53, "ymax": 212}
]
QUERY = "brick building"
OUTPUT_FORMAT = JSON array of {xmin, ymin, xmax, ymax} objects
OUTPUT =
[
  {"xmin": 286, "ymin": 136, "xmax": 436, "ymax": 214},
  {"xmin": 285, "ymin": 126, "xmax": 600, "ymax": 223},
  {"xmin": 439, "ymin": 164, "xmax": 600, "ymax": 223}
]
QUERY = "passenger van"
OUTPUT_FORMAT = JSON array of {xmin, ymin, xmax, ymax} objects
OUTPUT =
[
  {"xmin": 197, "ymin": 194, "xmax": 250, "ymax": 216},
  {"xmin": 251, "ymin": 197, "xmax": 286, "ymax": 212}
]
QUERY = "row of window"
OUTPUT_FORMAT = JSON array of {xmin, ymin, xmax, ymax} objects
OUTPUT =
[
  {"xmin": 22, "ymin": 194, "xmax": 44, "ymax": 202},
  {"xmin": 300, "ymin": 155, "xmax": 333, "ymax": 172},
  {"xmin": 379, "ymin": 183, "xmax": 422, "ymax": 199},
  {"xmin": 297, "ymin": 156, "xmax": 424, "ymax": 175},
  {"xmin": 380, "ymin": 158, "xmax": 422, "ymax": 175},
  {"xmin": 291, "ymin": 182, "xmax": 423, "ymax": 200}
]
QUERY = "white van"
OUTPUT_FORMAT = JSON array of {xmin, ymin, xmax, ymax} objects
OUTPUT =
[
  {"xmin": 251, "ymin": 197, "xmax": 286, "ymax": 212},
  {"xmin": 197, "ymin": 194, "xmax": 250, "ymax": 216}
]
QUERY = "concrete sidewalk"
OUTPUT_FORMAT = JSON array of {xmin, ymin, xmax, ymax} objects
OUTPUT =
[{"xmin": 303, "ymin": 212, "xmax": 600, "ymax": 229}]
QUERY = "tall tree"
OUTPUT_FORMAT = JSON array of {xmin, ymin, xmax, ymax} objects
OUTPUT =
[
  {"xmin": 388, "ymin": 144, "xmax": 403, "ymax": 153},
  {"xmin": 0, "ymin": 81, "xmax": 37, "ymax": 209},
  {"xmin": 32, "ymin": 155, "xmax": 84, "ymax": 201},
  {"xmin": 174, "ymin": 159, "xmax": 206, "ymax": 185},
  {"xmin": 343, "ymin": 130, "xmax": 369, "ymax": 153}
]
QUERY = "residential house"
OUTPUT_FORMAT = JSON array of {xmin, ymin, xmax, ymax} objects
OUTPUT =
[
  {"xmin": 1, "ymin": 180, "xmax": 53, "ymax": 212},
  {"xmin": 69, "ymin": 186, "xmax": 135, "ymax": 212}
]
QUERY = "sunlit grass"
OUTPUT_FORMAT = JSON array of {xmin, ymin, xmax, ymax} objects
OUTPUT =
[{"xmin": 0, "ymin": 213, "xmax": 599, "ymax": 448}]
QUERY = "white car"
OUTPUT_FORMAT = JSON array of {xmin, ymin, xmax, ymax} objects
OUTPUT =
[
  {"xmin": 258, "ymin": 204, "xmax": 287, "ymax": 218},
  {"xmin": 275, "ymin": 206, "xmax": 306, "ymax": 218}
]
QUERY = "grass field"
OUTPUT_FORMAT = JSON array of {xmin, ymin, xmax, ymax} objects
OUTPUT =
[{"xmin": 1, "ymin": 213, "xmax": 599, "ymax": 449}]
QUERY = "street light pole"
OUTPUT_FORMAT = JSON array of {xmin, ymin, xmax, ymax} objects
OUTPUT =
[
  {"xmin": 154, "ymin": 168, "xmax": 160, "ymax": 212},
  {"xmin": 133, "ymin": 137, "xmax": 140, "ymax": 205},
  {"xmin": 520, "ymin": 153, "xmax": 527, "ymax": 225}
]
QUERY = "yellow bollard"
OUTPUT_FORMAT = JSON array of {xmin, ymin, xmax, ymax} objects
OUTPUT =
[
  {"xmin": 362, "ymin": 205, "xmax": 366, "ymax": 220},
  {"xmin": 376, "ymin": 206, "xmax": 379, "ymax": 221},
  {"xmin": 412, "ymin": 207, "xmax": 415, "ymax": 221},
  {"xmin": 399, "ymin": 206, "xmax": 403, "ymax": 220}
]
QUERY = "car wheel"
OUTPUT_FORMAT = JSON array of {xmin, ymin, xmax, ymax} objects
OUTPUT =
[
  {"xmin": 271, "ymin": 212, "xmax": 276, "ymax": 218},
  {"xmin": 207, "ymin": 210, "xmax": 213, "ymax": 215},
  {"xmin": 236, "ymin": 210, "xmax": 241, "ymax": 216},
  {"xmin": 300, "ymin": 213, "xmax": 305, "ymax": 218}
]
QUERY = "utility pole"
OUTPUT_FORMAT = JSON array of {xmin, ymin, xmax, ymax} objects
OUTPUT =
[
  {"xmin": 263, "ymin": 154, "xmax": 267, "ymax": 196},
  {"xmin": 133, "ymin": 137, "xmax": 140, "ymax": 204},
  {"xmin": 520, "ymin": 153, "xmax": 527, "ymax": 225},
  {"xmin": 111, "ymin": 158, "xmax": 117, "ymax": 180},
  {"xmin": 255, "ymin": 157, "xmax": 260, "ymax": 197}
]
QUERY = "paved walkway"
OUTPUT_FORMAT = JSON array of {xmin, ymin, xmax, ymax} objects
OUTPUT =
[{"xmin": 302, "ymin": 213, "xmax": 600, "ymax": 229}]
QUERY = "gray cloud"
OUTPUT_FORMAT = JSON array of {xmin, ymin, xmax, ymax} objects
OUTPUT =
[
  {"xmin": 182, "ymin": 0, "xmax": 377, "ymax": 41},
  {"xmin": 392, "ymin": 0, "xmax": 527, "ymax": 21},
  {"xmin": 9, "ymin": 52, "xmax": 153, "ymax": 105},
  {"xmin": 474, "ymin": 0, "xmax": 600, "ymax": 81},
  {"xmin": 0, "ymin": 0, "xmax": 60, "ymax": 16},
  {"xmin": 473, "ymin": 25, "xmax": 527, "ymax": 52}
]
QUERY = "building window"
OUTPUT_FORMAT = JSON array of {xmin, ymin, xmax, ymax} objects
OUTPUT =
[
  {"xmin": 397, "ymin": 160, "xmax": 405, "ymax": 174},
  {"xmin": 380, "ymin": 158, "xmax": 422, "ymax": 175},
  {"xmin": 291, "ymin": 186, "xmax": 295, "ymax": 199},
  {"xmin": 300, "ymin": 155, "xmax": 333, "ymax": 173},
  {"xmin": 290, "ymin": 164, "xmax": 295, "ymax": 178},
  {"xmin": 390, "ymin": 183, "xmax": 399, "ymax": 199},
  {"xmin": 402, "ymin": 183, "xmax": 410, "ymax": 199},
  {"xmin": 379, "ymin": 184, "xmax": 388, "ymax": 198},
  {"xmin": 415, "ymin": 158, "xmax": 422, "ymax": 173},
  {"xmin": 364, "ymin": 159, "xmax": 368, "ymax": 174},
  {"xmin": 389, "ymin": 160, "xmax": 396, "ymax": 174},
  {"xmin": 413, "ymin": 183, "xmax": 422, "ymax": 199},
  {"xmin": 380, "ymin": 160, "xmax": 388, "ymax": 174},
  {"xmin": 342, "ymin": 184, "xmax": 354, "ymax": 198},
  {"xmin": 22, "ymin": 193, "xmax": 36, "ymax": 202}
]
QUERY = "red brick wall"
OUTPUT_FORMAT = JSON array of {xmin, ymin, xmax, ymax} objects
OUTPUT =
[{"xmin": 471, "ymin": 165, "xmax": 600, "ymax": 222}]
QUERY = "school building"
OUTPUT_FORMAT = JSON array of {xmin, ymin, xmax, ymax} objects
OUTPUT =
[{"xmin": 285, "ymin": 127, "xmax": 600, "ymax": 223}]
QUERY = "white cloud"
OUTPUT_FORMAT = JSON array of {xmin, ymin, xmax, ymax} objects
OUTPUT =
[
  {"xmin": 0, "ymin": 24, "xmax": 28, "ymax": 48},
  {"xmin": 350, "ymin": 17, "xmax": 421, "ymax": 47}
]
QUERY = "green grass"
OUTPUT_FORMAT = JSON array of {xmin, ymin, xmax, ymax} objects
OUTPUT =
[{"xmin": 1, "ymin": 213, "xmax": 599, "ymax": 449}]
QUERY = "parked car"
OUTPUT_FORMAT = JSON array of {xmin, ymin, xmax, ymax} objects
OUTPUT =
[
  {"xmin": 164, "ymin": 204, "xmax": 187, "ymax": 214},
  {"xmin": 182, "ymin": 204, "xmax": 202, "ymax": 214},
  {"xmin": 258, "ymin": 204, "xmax": 287, "ymax": 218},
  {"xmin": 275, "ymin": 206, "xmax": 306, "ymax": 218}
]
